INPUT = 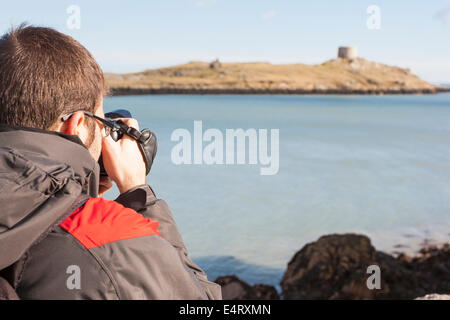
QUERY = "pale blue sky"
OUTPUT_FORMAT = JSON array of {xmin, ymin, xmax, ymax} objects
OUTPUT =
[{"xmin": 1, "ymin": 0, "xmax": 450, "ymax": 82}]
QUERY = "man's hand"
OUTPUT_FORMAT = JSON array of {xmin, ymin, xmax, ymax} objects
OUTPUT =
[{"xmin": 101, "ymin": 118, "xmax": 146, "ymax": 194}]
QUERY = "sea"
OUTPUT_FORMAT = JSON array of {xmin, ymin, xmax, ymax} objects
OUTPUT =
[{"xmin": 103, "ymin": 93, "xmax": 450, "ymax": 289}]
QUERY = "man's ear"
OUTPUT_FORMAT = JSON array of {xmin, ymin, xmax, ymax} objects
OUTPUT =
[{"xmin": 61, "ymin": 111, "xmax": 86, "ymax": 136}]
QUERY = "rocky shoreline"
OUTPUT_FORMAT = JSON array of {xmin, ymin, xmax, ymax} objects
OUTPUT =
[
  {"xmin": 214, "ymin": 234, "xmax": 450, "ymax": 300},
  {"xmin": 109, "ymin": 87, "xmax": 450, "ymax": 96}
]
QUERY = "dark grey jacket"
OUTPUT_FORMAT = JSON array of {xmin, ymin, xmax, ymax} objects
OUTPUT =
[{"xmin": 0, "ymin": 125, "xmax": 221, "ymax": 300}]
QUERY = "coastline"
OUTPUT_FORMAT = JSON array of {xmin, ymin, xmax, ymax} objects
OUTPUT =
[
  {"xmin": 214, "ymin": 233, "xmax": 450, "ymax": 300},
  {"xmin": 109, "ymin": 87, "xmax": 450, "ymax": 96}
]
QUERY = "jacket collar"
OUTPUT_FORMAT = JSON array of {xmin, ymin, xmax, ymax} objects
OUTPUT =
[{"xmin": 0, "ymin": 124, "xmax": 99, "ymax": 197}]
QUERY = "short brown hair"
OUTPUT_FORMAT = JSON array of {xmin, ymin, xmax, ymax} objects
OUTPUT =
[{"xmin": 0, "ymin": 25, "xmax": 105, "ymax": 131}]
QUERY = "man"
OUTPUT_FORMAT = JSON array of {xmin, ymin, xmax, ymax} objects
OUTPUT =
[{"xmin": 0, "ymin": 25, "xmax": 221, "ymax": 300}]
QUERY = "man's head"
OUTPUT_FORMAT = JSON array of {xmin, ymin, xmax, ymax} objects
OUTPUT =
[{"xmin": 0, "ymin": 25, "xmax": 106, "ymax": 160}]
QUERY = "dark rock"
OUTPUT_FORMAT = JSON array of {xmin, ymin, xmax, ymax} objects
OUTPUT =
[
  {"xmin": 109, "ymin": 87, "xmax": 444, "ymax": 96},
  {"xmin": 215, "ymin": 275, "xmax": 252, "ymax": 300},
  {"xmin": 280, "ymin": 234, "xmax": 450, "ymax": 300},
  {"xmin": 215, "ymin": 275, "xmax": 279, "ymax": 300},
  {"xmin": 252, "ymin": 284, "xmax": 280, "ymax": 300}
]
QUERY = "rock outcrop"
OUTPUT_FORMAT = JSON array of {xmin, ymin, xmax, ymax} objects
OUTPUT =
[
  {"xmin": 280, "ymin": 234, "xmax": 450, "ymax": 300},
  {"xmin": 215, "ymin": 275, "xmax": 279, "ymax": 300},
  {"xmin": 213, "ymin": 234, "xmax": 449, "ymax": 300}
]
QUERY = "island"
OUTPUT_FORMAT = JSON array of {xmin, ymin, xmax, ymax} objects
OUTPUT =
[{"xmin": 105, "ymin": 47, "xmax": 448, "ymax": 96}]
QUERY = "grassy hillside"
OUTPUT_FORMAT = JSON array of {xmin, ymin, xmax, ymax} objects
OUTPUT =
[{"xmin": 104, "ymin": 58, "xmax": 442, "ymax": 95}]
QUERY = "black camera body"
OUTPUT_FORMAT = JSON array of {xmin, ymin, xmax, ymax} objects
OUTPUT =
[{"xmin": 99, "ymin": 109, "xmax": 157, "ymax": 177}]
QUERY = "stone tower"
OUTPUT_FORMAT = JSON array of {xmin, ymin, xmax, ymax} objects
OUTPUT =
[
  {"xmin": 338, "ymin": 46, "xmax": 357, "ymax": 60},
  {"xmin": 209, "ymin": 59, "xmax": 221, "ymax": 70}
]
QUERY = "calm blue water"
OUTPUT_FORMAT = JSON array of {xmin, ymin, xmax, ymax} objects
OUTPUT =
[{"xmin": 104, "ymin": 94, "xmax": 450, "ymax": 288}]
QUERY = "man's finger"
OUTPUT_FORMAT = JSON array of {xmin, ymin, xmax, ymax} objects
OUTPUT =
[{"xmin": 115, "ymin": 117, "xmax": 139, "ymax": 131}]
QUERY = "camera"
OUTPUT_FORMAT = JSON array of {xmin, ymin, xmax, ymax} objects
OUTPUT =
[{"xmin": 99, "ymin": 109, "xmax": 157, "ymax": 177}]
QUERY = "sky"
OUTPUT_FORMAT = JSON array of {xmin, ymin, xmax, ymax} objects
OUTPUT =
[{"xmin": 1, "ymin": 0, "xmax": 450, "ymax": 83}]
